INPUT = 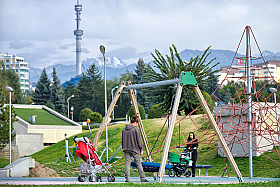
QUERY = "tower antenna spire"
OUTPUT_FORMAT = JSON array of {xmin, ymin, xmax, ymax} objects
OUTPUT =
[{"xmin": 74, "ymin": 0, "xmax": 83, "ymax": 76}]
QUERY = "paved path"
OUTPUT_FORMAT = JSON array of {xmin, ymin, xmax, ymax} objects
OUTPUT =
[{"xmin": 0, "ymin": 176, "xmax": 279, "ymax": 185}]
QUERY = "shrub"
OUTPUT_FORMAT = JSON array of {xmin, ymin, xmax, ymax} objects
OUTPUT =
[
  {"xmin": 89, "ymin": 112, "xmax": 103, "ymax": 123},
  {"xmin": 46, "ymin": 101, "xmax": 55, "ymax": 110},
  {"xmin": 127, "ymin": 103, "xmax": 146, "ymax": 120},
  {"xmin": 79, "ymin": 108, "xmax": 93, "ymax": 122},
  {"xmin": 148, "ymin": 104, "xmax": 166, "ymax": 119}
]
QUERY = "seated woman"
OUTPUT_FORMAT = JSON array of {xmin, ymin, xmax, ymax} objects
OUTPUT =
[{"xmin": 186, "ymin": 132, "xmax": 198, "ymax": 177}]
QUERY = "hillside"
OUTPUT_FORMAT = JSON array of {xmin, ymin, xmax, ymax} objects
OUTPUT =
[{"xmin": 30, "ymin": 116, "xmax": 280, "ymax": 178}]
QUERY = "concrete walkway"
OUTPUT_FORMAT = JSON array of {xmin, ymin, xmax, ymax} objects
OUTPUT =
[{"xmin": 0, "ymin": 176, "xmax": 279, "ymax": 185}]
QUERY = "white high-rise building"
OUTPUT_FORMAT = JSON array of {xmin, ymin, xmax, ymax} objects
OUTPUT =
[{"xmin": 0, "ymin": 53, "xmax": 30, "ymax": 93}]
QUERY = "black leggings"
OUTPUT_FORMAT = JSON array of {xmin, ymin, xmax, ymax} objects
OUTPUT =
[{"xmin": 192, "ymin": 153, "xmax": 197, "ymax": 177}]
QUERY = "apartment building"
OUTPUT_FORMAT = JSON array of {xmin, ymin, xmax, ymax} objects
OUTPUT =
[
  {"xmin": 215, "ymin": 60, "xmax": 280, "ymax": 85},
  {"xmin": 0, "ymin": 53, "xmax": 30, "ymax": 93}
]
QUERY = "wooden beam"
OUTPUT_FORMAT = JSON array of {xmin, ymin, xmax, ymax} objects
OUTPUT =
[
  {"xmin": 158, "ymin": 73, "xmax": 183, "ymax": 182},
  {"xmin": 193, "ymin": 85, "xmax": 243, "ymax": 182},
  {"xmin": 127, "ymin": 81, "xmax": 157, "ymax": 178},
  {"xmin": 93, "ymin": 81, "xmax": 125, "ymax": 147}
]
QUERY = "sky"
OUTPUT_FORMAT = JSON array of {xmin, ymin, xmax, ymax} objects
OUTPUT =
[{"xmin": 0, "ymin": 0, "xmax": 279, "ymax": 69}]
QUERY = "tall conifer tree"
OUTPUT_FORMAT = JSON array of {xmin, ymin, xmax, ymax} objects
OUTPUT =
[
  {"xmin": 50, "ymin": 67, "xmax": 66, "ymax": 114},
  {"xmin": 133, "ymin": 58, "xmax": 148, "ymax": 113},
  {"xmin": 32, "ymin": 68, "xmax": 51, "ymax": 105}
]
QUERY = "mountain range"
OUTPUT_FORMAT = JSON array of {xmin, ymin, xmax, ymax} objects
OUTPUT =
[{"xmin": 29, "ymin": 49, "xmax": 280, "ymax": 84}]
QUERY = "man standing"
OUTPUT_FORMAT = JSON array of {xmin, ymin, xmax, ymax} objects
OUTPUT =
[{"xmin": 122, "ymin": 115, "xmax": 149, "ymax": 182}]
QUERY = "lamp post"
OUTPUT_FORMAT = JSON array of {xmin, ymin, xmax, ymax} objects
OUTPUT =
[
  {"xmin": 67, "ymin": 95, "xmax": 74, "ymax": 119},
  {"xmin": 100, "ymin": 44, "xmax": 109, "ymax": 161},
  {"xmin": 6, "ymin": 86, "xmax": 13, "ymax": 164},
  {"xmin": 270, "ymin": 87, "xmax": 279, "ymax": 144}
]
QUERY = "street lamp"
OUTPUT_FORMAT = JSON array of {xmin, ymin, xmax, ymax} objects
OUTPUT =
[
  {"xmin": 100, "ymin": 44, "xmax": 109, "ymax": 161},
  {"xmin": 269, "ymin": 87, "xmax": 279, "ymax": 143},
  {"xmin": 6, "ymin": 86, "xmax": 13, "ymax": 164},
  {"xmin": 67, "ymin": 95, "xmax": 74, "ymax": 119}
]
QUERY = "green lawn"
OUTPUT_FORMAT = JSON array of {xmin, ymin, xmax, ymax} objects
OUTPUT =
[
  {"xmin": 26, "ymin": 116, "xmax": 280, "ymax": 179},
  {"xmin": 14, "ymin": 108, "xmax": 73, "ymax": 126},
  {"xmin": 0, "ymin": 157, "xmax": 9, "ymax": 168}
]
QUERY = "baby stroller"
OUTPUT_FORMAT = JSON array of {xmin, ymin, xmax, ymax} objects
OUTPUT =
[
  {"xmin": 168, "ymin": 147, "xmax": 192, "ymax": 177},
  {"xmin": 73, "ymin": 124, "xmax": 115, "ymax": 182}
]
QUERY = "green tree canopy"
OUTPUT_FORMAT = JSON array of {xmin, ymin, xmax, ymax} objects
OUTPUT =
[
  {"xmin": 0, "ymin": 88, "xmax": 17, "ymax": 150},
  {"xmin": 127, "ymin": 103, "xmax": 146, "ymax": 120},
  {"xmin": 32, "ymin": 68, "xmax": 51, "ymax": 105},
  {"xmin": 148, "ymin": 104, "xmax": 166, "ymax": 119},
  {"xmin": 0, "ymin": 61, "xmax": 23, "ymax": 104},
  {"xmin": 50, "ymin": 67, "xmax": 66, "ymax": 114},
  {"xmin": 144, "ymin": 44, "xmax": 220, "ymax": 115},
  {"xmin": 133, "ymin": 58, "xmax": 149, "ymax": 113},
  {"xmin": 79, "ymin": 108, "xmax": 93, "ymax": 122}
]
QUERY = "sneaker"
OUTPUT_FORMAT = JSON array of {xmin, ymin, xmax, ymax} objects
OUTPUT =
[
  {"xmin": 125, "ymin": 180, "xmax": 130, "ymax": 182},
  {"xmin": 141, "ymin": 179, "xmax": 149, "ymax": 182}
]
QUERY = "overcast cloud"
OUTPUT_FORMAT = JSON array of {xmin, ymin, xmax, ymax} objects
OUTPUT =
[{"xmin": 0, "ymin": 0, "xmax": 279, "ymax": 68}]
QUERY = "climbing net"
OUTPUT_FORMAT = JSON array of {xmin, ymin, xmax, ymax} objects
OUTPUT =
[{"xmin": 139, "ymin": 26, "xmax": 280, "ymax": 173}]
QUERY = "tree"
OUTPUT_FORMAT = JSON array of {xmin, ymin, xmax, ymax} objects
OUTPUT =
[
  {"xmin": 50, "ymin": 67, "xmax": 66, "ymax": 114},
  {"xmin": 148, "ymin": 104, "xmax": 166, "ymax": 119},
  {"xmin": 89, "ymin": 112, "xmax": 103, "ymax": 123},
  {"xmin": 127, "ymin": 103, "xmax": 146, "ymax": 120},
  {"xmin": 144, "ymin": 44, "xmax": 220, "ymax": 115},
  {"xmin": 133, "ymin": 58, "xmax": 149, "ymax": 113},
  {"xmin": 0, "ymin": 87, "xmax": 16, "ymax": 150},
  {"xmin": 73, "ymin": 63, "xmax": 104, "ymax": 121},
  {"xmin": 0, "ymin": 61, "xmax": 23, "ymax": 104},
  {"xmin": 114, "ymin": 70, "xmax": 134, "ymax": 118},
  {"xmin": 79, "ymin": 108, "xmax": 93, "ymax": 122},
  {"xmin": 32, "ymin": 68, "xmax": 51, "ymax": 105}
]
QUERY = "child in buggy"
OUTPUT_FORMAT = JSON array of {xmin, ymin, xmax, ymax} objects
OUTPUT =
[{"xmin": 73, "ymin": 119, "xmax": 115, "ymax": 182}]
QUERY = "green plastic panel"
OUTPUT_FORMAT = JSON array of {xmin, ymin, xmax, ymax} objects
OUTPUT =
[{"xmin": 180, "ymin": 72, "xmax": 198, "ymax": 86}]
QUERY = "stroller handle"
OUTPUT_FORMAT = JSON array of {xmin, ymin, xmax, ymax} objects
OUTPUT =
[{"xmin": 73, "ymin": 122, "xmax": 92, "ymax": 143}]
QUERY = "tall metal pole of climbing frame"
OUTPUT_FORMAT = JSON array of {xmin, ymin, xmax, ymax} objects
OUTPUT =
[{"xmin": 246, "ymin": 25, "xmax": 253, "ymax": 179}]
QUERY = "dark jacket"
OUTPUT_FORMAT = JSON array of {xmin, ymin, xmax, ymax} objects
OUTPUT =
[
  {"xmin": 186, "ymin": 138, "xmax": 198, "ymax": 154},
  {"xmin": 122, "ymin": 124, "xmax": 143, "ymax": 154}
]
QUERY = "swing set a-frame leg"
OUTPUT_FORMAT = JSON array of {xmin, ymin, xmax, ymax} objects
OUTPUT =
[
  {"xmin": 127, "ymin": 81, "xmax": 157, "ymax": 179},
  {"xmin": 93, "ymin": 81, "xmax": 126, "ymax": 147},
  {"xmin": 158, "ymin": 72, "xmax": 243, "ymax": 183}
]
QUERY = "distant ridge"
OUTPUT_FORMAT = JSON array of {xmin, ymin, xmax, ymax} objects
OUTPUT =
[{"xmin": 29, "ymin": 49, "xmax": 280, "ymax": 83}]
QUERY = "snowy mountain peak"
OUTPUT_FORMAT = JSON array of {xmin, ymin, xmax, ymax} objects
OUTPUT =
[{"xmin": 82, "ymin": 57, "xmax": 125, "ymax": 69}]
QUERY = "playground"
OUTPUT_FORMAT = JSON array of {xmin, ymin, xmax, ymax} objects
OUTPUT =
[{"xmin": 1, "ymin": 26, "xmax": 280, "ymax": 185}]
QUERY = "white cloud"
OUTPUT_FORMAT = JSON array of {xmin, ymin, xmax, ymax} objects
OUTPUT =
[{"xmin": 0, "ymin": 0, "xmax": 279, "ymax": 69}]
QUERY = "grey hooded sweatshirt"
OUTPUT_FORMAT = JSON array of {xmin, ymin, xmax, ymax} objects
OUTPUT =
[{"xmin": 122, "ymin": 124, "xmax": 143, "ymax": 154}]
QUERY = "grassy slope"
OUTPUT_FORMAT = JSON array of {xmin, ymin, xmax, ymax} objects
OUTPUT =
[
  {"xmin": 14, "ymin": 108, "xmax": 72, "ymax": 126},
  {"xmin": 29, "ymin": 116, "xmax": 280, "ymax": 178},
  {"xmin": 0, "ymin": 158, "xmax": 9, "ymax": 168}
]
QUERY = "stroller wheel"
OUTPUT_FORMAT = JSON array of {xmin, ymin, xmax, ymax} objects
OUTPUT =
[
  {"xmin": 168, "ymin": 169, "xmax": 175, "ymax": 177},
  {"xmin": 112, "ymin": 175, "xmax": 115, "ymax": 182},
  {"xmin": 108, "ymin": 175, "xmax": 112, "ymax": 182},
  {"xmin": 184, "ymin": 170, "xmax": 191, "ymax": 178},
  {"xmin": 176, "ymin": 171, "xmax": 182, "ymax": 177},
  {"xmin": 89, "ymin": 175, "xmax": 94, "ymax": 182},
  {"xmin": 78, "ymin": 175, "xmax": 86, "ymax": 182}
]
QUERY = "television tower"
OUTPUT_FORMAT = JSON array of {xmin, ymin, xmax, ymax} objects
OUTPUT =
[{"xmin": 74, "ymin": 0, "xmax": 83, "ymax": 76}]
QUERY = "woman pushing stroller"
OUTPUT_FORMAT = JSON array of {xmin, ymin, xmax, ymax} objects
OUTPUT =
[{"xmin": 186, "ymin": 132, "xmax": 198, "ymax": 177}]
